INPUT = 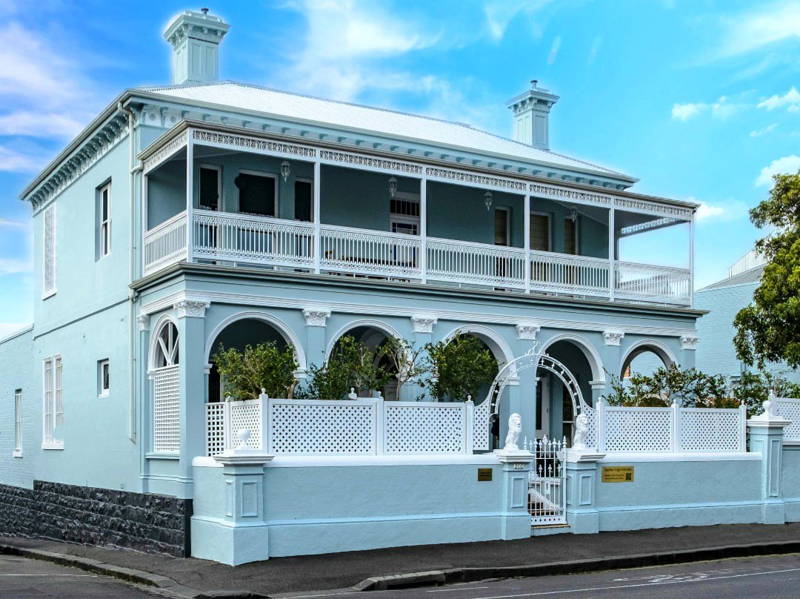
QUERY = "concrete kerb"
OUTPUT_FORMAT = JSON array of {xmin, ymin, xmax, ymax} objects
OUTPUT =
[{"xmin": 6, "ymin": 538, "xmax": 800, "ymax": 597}]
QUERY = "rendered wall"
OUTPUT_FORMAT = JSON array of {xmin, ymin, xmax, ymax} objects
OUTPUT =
[{"xmin": 0, "ymin": 328, "xmax": 34, "ymax": 489}]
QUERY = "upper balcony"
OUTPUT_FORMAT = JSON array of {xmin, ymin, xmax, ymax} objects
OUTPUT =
[{"xmin": 140, "ymin": 124, "xmax": 696, "ymax": 307}]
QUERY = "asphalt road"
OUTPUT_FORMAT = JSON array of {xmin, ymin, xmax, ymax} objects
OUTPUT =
[
  {"xmin": 283, "ymin": 553, "xmax": 800, "ymax": 599},
  {"xmin": 0, "ymin": 554, "xmax": 157, "ymax": 598}
]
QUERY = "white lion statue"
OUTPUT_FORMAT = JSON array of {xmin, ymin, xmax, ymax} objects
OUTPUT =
[
  {"xmin": 504, "ymin": 413, "xmax": 522, "ymax": 451},
  {"xmin": 572, "ymin": 412, "xmax": 589, "ymax": 450}
]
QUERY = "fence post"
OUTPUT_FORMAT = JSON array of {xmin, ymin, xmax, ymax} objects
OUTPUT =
[
  {"xmin": 671, "ymin": 401, "xmax": 680, "ymax": 453},
  {"xmin": 259, "ymin": 390, "xmax": 269, "ymax": 454},
  {"xmin": 596, "ymin": 399, "xmax": 606, "ymax": 452},
  {"xmin": 222, "ymin": 398, "xmax": 233, "ymax": 451},
  {"xmin": 375, "ymin": 398, "xmax": 385, "ymax": 456},
  {"xmin": 465, "ymin": 398, "xmax": 475, "ymax": 455},
  {"xmin": 739, "ymin": 402, "xmax": 748, "ymax": 452}
]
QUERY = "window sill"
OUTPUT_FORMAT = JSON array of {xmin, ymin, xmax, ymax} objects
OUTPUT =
[
  {"xmin": 98, "ymin": 391, "xmax": 110, "ymax": 399},
  {"xmin": 12, "ymin": 450, "xmax": 22, "ymax": 458},
  {"xmin": 41, "ymin": 289, "xmax": 57, "ymax": 301},
  {"xmin": 42, "ymin": 442, "xmax": 64, "ymax": 450},
  {"xmin": 145, "ymin": 452, "xmax": 180, "ymax": 460}
]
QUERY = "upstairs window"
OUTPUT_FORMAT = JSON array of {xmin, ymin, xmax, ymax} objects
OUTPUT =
[
  {"xmin": 43, "ymin": 356, "xmax": 63, "ymax": 449},
  {"xmin": 564, "ymin": 216, "xmax": 578, "ymax": 255},
  {"xmin": 97, "ymin": 182, "xmax": 111, "ymax": 258},
  {"xmin": 13, "ymin": 389, "xmax": 22, "ymax": 457},
  {"xmin": 98, "ymin": 359, "xmax": 110, "ymax": 397},
  {"xmin": 42, "ymin": 205, "xmax": 56, "ymax": 297},
  {"xmin": 235, "ymin": 171, "xmax": 276, "ymax": 217},
  {"xmin": 530, "ymin": 213, "xmax": 551, "ymax": 252},
  {"xmin": 199, "ymin": 166, "xmax": 220, "ymax": 211},
  {"xmin": 294, "ymin": 179, "xmax": 312, "ymax": 222}
]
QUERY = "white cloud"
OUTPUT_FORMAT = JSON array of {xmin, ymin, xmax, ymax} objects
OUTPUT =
[
  {"xmin": 547, "ymin": 36, "xmax": 561, "ymax": 65},
  {"xmin": 0, "ymin": 145, "xmax": 44, "ymax": 173},
  {"xmin": 758, "ymin": 86, "xmax": 800, "ymax": 111},
  {"xmin": 755, "ymin": 155, "xmax": 800, "ymax": 187},
  {"xmin": 717, "ymin": 1, "xmax": 800, "ymax": 58},
  {"xmin": 0, "ymin": 110, "xmax": 85, "ymax": 139},
  {"xmin": 750, "ymin": 123, "xmax": 778, "ymax": 137},
  {"xmin": 695, "ymin": 203, "xmax": 726, "ymax": 221},
  {"xmin": 0, "ymin": 257, "xmax": 31, "ymax": 275},
  {"xmin": 671, "ymin": 102, "xmax": 705, "ymax": 121},
  {"xmin": 0, "ymin": 218, "xmax": 25, "ymax": 228},
  {"xmin": 0, "ymin": 323, "xmax": 30, "ymax": 340},
  {"xmin": 483, "ymin": 0, "xmax": 553, "ymax": 41},
  {"xmin": 671, "ymin": 96, "xmax": 743, "ymax": 121}
]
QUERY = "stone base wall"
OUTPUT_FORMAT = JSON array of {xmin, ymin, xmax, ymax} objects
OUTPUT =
[{"xmin": 0, "ymin": 481, "xmax": 192, "ymax": 557}]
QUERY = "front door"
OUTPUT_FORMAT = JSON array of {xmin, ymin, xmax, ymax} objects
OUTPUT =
[{"xmin": 535, "ymin": 376, "xmax": 550, "ymax": 438}]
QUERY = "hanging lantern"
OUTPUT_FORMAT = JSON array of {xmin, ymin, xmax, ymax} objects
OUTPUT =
[
  {"xmin": 281, "ymin": 160, "xmax": 291, "ymax": 182},
  {"xmin": 388, "ymin": 176, "xmax": 398, "ymax": 198},
  {"xmin": 484, "ymin": 190, "xmax": 493, "ymax": 211}
]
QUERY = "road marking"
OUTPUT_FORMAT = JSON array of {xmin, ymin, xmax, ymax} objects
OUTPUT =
[
  {"xmin": 472, "ymin": 566, "xmax": 800, "ymax": 598},
  {"xmin": 428, "ymin": 586, "xmax": 490, "ymax": 593},
  {"xmin": 0, "ymin": 573, "xmax": 96, "ymax": 578}
]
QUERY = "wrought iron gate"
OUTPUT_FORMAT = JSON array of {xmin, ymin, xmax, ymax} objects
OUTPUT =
[{"xmin": 526, "ymin": 435, "xmax": 567, "ymax": 526}]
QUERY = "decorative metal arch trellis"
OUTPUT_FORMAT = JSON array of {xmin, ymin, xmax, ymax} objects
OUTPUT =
[{"xmin": 485, "ymin": 345, "xmax": 591, "ymax": 436}]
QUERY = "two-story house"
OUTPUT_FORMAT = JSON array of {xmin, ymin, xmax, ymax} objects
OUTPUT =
[{"xmin": 0, "ymin": 9, "xmax": 701, "ymax": 560}]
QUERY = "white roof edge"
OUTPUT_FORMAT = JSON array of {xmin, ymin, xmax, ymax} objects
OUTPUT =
[{"xmin": 136, "ymin": 81, "xmax": 636, "ymax": 183}]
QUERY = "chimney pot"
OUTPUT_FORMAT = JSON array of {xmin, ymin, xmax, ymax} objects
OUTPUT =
[
  {"xmin": 507, "ymin": 79, "xmax": 559, "ymax": 151},
  {"xmin": 163, "ymin": 8, "xmax": 230, "ymax": 85}
]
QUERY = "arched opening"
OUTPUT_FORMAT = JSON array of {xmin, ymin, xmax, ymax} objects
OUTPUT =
[
  {"xmin": 539, "ymin": 339, "xmax": 596, "ymax": 441},
  {"xmin": 207, "ymin": 317, "xmax": 293, "ymax": 402},
  {"xmin": 449, "ymin": 333, "xmax": 500, "ymax": 404},
  {"xmin": 620, "ymin": 342, "xmax": 676, "ymax": 379},
  {"xmin": 328, "ymin": 324, "xmax": 402, "ymax": 400},
  {"xmin": 152, "ymin": 319, "xmax": 179, "ymax": 369}
]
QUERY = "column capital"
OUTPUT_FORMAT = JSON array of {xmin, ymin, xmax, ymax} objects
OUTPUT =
[
  {"xmin": 136, "ymin": 313, "xmax": 150, "ymax": 331},
  {"xmin": 515, "ymin": 322, "xmax": 540, "ymax": 340},
  {"xmin": 303, "ymin": 307, "xmax": 331, "ymax": 327},
  {"xmin": 602, "ymin": 330, "xmax": 624, "ymax": 346},
  {"xmin": 411, "ymin": 314, "xmax": 437, "ymax": 334},
  {"xmin": 174, "ymin": 299, "xmax": 210, "ymax": 319},
  {"xmin": 680, "ymin": 334, "xmax": 700, "ymax": 350}
]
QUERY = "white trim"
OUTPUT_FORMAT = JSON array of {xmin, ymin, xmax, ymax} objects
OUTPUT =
[
  {"xmin": 204, "ymin": 309, "xmax": 308, "ymax": 371},
  {"xmin": 97, "ymin": 359, "xmax": 110, "ymax": 397},
  {"xmin": 324, "ymin": 318, "xmax": 404, "ymax": 360},
  {"xmin": 619, "ymin": 338, "xmax": 678, "ymax": 375},
  {"xmin": 97, "ymin": 181, "xmax": 112, "ymax": 258},
  {"xmin": 599, "ymin": 452, "xmax": 759, "ymax": 463},
  {"xmin": 192, "ymin": 453, "xmax": 501, "ymax": 468},
  {"xmin": 237, "ymin": 169, "xmax": 278, "ymax": 217},
  {"xmin": 149, "ymin": 314, "xmax": 180, "ymax": 370},
  {"xmin": 539, "ymin": 332, "xmax": 605, "ymax": 383},
  {"xmin": 140, "ymin": 290, "xmax": 699, "ymax": 339}
]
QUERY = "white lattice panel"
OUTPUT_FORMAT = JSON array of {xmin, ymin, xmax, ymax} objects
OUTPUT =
[
  {"xmin": 229, "ymin": 400, "xmax": 263, "ymax": 450},
  {"xmin": 269, "ymin": 400, "xmax": 376, "ymax": 455},
  {"xmin": 679, "ymin": 409, "xmax": 743, "ymax": 452},
  {"xmin": 604, "ymin": 407, "xmax": 671, "ymax": 452},
  {"xmin": 776, "ymin": 399, "xmax": 800, "ymax": 442},
  {"xmin": 153, "ymin": 365, "xmax": 180, "ymax": 453},
  {"xmin": 205, "ymin": 403, "xmax": 225, "ymax": 456},
  {"xmin": 473, "ymin": 401, "xmax": 491, "ymax": 451},
  {"xmin": 384, "ymin": 403, "xmax": 465, "ymax": 454}
]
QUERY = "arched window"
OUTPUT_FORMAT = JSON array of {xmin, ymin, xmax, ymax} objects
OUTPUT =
[{"xmin": 154, "ymin": 321, "xmax": 179, "ymax": 368}]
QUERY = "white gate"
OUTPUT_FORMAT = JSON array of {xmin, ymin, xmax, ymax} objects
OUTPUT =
[{"xmin": 526, "ymin": 436, "xmax": 567, "ymax": 526}]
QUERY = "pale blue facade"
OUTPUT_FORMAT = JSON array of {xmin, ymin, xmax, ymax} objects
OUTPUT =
[{"xmin": 0, "ymin": 8, "xmax": 717, "ymax": 562}]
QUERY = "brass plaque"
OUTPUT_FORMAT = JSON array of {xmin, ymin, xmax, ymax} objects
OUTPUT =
[
  {"xmin": 602, "ymin": 466, "xmax": 634, "ymax": 483},
  {"xmin": 477, "ymin": 468, "xmax": 493, "ymax": 482}
]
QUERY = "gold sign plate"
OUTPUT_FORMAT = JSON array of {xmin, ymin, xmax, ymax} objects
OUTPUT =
[
  {"xmin": 602, "ymin": 466, "xmax": 634, "ymax": 483},
  {"xmin": 477, "ymin": 468, "xmax": 493, "ymax": 482}
]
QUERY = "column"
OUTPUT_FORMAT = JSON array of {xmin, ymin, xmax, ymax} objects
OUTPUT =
[
  {"xmin": 497, "ymin": 450, "xmax": 534, "ymax": 540},
  {"xmin": 410, "ymin": 315, "xmax": 437, "ymax": 401},
  {"xmin": 176, "ymin": 299, "xmax": 209, "ymax": 498},
  {"xmin": 607, "ymin": 203, "xmax": 615, "ymax": 301},
  {"xmin": 748, "ymin": 400, "xmax": 790, "ymax": 525},
  {"xmin": 185, "ymin": 135, "xmax": 194, "ymax": 262},
  {"xmin": 680, "ymin": 335, "xmax": 699, "ymax": 370},
  {"xmin": 523, "ymin": 194, "xmax": 531, "ymax": 293},
  {"xmin": 515, "ymin": 324, "xmax": 539, "ymax": 443},
  {"xmin": 564, "ymin": 449, "xmax": 605, "ymax": 534},
  {"xmin": 420, "ymin": 177, "xmax": 427, "ymax": 284},
  {"xmin": 689, "ymin": 213, "xmax": 695, "ymax": 307},
  {"xmin": 313, "ymin": 161, "xmax": 321, "ymax": 273},
  {"xmin": 302, "ymin": 308, "xmax": 330, "ymax": 374}
]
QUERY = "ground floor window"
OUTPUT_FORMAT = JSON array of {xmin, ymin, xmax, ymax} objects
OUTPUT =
[
  {"xmin": 42, "ymin": 356, "xmax": 63, "ymax": 449},
  {"xmin": 13, "ymin": 388, "xmax": 22, "ymax": 456}
]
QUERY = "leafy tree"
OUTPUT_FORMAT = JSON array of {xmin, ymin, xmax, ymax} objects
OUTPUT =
[
  {"xmin": 302, "ymin": 335, "xmax": 393, "ymax": 399},
  {"xmin": 603, "ymin": 366, "xmax": 729, "ymax": 408},
  {"xmin": 212, "ymin": 342, "xmax": 298, "ymax": 400},
  {"xmin": 732, "ymin": 370, "xmax": 800, "ymax": 414},
  {"xmin": 734, "ymin": 172, "xmax": 800, "ymax": 368},
  {"xmin": 425, "ymin": 334, "xmax": 497, "ymax": 401},
  {"xmin": 376, "ymin": 337, "xmax": 428, "ymax": 400}
]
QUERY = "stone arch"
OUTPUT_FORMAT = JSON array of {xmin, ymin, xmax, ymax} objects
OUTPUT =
[
  {"xmin": 539, "ymin": 332, "xmax": 605, "ymax": 383},
  {"xmin": 324, "ymin": 319, "xmax": 404, "ymax": 361},
  {"xmin": 149, "ymin": 313, "xmax": 179, "ymax": 371},
  {"xmin": 440, "ymin": 324, "xmax": 515, "ymax": 369},
  {"xmin": 620, "ymin": 339, "xmax": 677, "ymax": 378},
  {"xmin": 204, "ymin": 310, "xmax": 306, "ymax": 371}
]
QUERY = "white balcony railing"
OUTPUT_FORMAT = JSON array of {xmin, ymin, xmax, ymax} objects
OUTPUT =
[{"xmin": 142, "ymin": 211, "xmax": 692, "ymax": 305}]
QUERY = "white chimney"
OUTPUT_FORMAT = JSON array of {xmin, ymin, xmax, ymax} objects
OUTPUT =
[
  {"xmin": 507, "ymin": 80, "xmax": 559, "ymax": 151},
  {"xmin": 163, "ymin": 8, "xmax": 230, "ymax": 86}
]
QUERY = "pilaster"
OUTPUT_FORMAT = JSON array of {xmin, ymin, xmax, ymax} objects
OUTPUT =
[
  {"xmin": 748, "ymin": 400, "xmax": 790, "ymax": 525},
  {"xmin": 565, "ymin": 450, "xmax": 605, "ymax": 534},
  {"xmin": 303, "ymin": 308, "xmax": 330, "ymax": 371},
  {"xmin": 496, "ymin": 450, "xmax": 534, "ymax": 540}
]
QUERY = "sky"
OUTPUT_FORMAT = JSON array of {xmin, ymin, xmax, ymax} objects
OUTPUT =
[{"xmin": 1, "ymin": 0, "xmax": 800, "ymax": 336}]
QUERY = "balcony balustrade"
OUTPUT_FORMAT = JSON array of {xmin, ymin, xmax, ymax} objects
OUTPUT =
[{"xmin": 143, "ymin": 210, "xmax": 691, "ymax": 306}]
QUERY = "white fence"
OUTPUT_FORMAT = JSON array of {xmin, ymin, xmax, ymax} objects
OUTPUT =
[
  {"xmin": 774, "ymin": 397, "xmax": 800, "ymax": 442},
  {"xmin": 205, "ymin": 396, "xmax": 493, "ymax": 457},
  {"xmin": 583, "ymin": 400, "xmax": 748, "ymax": 453}
]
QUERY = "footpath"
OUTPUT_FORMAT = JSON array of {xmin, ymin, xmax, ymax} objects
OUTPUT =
[{"xmin": 4, "ymin": 523, "xmax": 800, "ymax": 598}]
